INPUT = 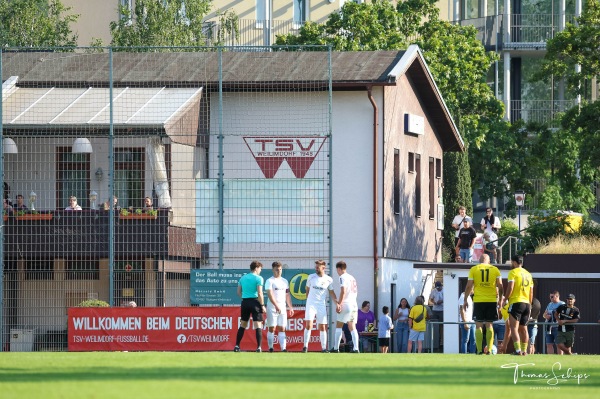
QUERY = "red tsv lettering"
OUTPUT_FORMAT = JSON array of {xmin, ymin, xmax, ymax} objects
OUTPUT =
[
  {"xmin": 252, "ymin": 139, "xmax": 315, "ymax": 152},
  {"xmin": 243, "ymin": 136, "xmax": 327, "ymax": 179}
]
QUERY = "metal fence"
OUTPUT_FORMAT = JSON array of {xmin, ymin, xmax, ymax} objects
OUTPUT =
[{"xmin": 0, "ymin": 46, "xmax": 332, "ymax": 352}]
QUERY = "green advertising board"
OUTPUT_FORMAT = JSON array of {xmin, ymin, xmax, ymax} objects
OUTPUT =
[{"xmin": 190, "ymin": 268, "xmax": 314, "ymax": 305}]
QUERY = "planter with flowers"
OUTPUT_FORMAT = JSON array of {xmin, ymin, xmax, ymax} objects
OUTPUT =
[
  {"xmin": 15, "ymin": 210, "xmax": 53, "ymax": 221},
  {"xmin": 119, "ymin": 208, "xmax": 158, "ymax": 220}
]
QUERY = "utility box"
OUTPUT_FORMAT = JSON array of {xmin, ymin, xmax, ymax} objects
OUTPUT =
[{"xmin": 10, "ymin": 329, "xmax": 34, "ymax": 352}]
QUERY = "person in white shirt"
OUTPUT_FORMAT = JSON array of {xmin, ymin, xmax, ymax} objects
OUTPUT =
[
  {"xmin": 480, "ymin": 207, "xmax": 501, "ymax": 233},
  {"xmin": 265, "ymin": 261, "xmax": 294, "ymax": 352},
  {"xmin": 65, "ymin": 196, "xmax": 82, "ymax": 211},
  {"xmin": 303, "ymin": 259, "xmax": 337, "ymax": 353},
  {"xmin": 458, "ymin": 292, "xmax": 475, "ymax": 353},
  {"xmin": 378, "ymin": 306, "xmax": 394, "ymax": 353},
  {"xmin": 331, "ymin": 261, "xmax": 359, "ymax": 353},
  {"xmin": 451, "ymin": 206, "xmax": 470, "ymax": 246}
]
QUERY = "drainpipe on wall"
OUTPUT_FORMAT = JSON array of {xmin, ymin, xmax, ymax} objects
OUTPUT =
[{"xmin": 367, "ymin": 86, "xmax": 379, "ymax": 313}]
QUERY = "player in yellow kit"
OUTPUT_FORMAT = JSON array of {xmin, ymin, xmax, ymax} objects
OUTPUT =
[
  {"xmin": 463, "ymin": 254, "xmax": 503, "ymax": 355},
  {"xmin": 504, "ymin": 255, "xmax": 533, "ymax": 356}
]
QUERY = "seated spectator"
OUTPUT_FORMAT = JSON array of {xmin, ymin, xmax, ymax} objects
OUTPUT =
[
  {"xmin": 65, "ymin": 196, "xmax": 82, "ymax": 211},
  {"xmin": 103, "ymin": 196, "xmax": 120, "ymax": 211},
  {"xmin": 3, "ymin": 198, "xmax": 13, "ymax": 214},
  {"xmin": 14, "ymin": 194, "xmax": 28, "ymax": 210},
  {"xmin": 143, "ymin": 196, "xmax": 153, "ymax": 210},
  {"xmin": 483, "ymin": 231, "xmax": 498, "ymax": 263}
]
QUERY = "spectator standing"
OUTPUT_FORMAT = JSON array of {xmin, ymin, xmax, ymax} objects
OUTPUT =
[
  {"xmin": 456, "ymin": 218, "xmax": 477, "ymax": 263},
  {"xmin": 65, "ymin": 196, "xmax": 82, "ymax": 211},
  {"xmin": 481, "ymin": 207, "xmax": 501, "ymax": 233},
  {"xmin": 429, "ymin": 281, "xmax": 444, "ymax": 349},
  {"xmin": 458, "ymin": 291, "xmax": 475, "ymax": 354},
  {"xmin": 483, "ymin": 231, "xmax": 498, "ymax": 263},
  {"xmin": 13, "ymin": 194, "xmax": 28, "ymax": 211},
  {"xmin": 463, "ymin": 254, "xmax": 503, "ymax": 355},
  {"xmin": 378, "ymin": 306, "xmax": 393, "ymax": 353},
  {"xmin": 357, "ymin": 300, "xmax": 376, "ymax": 352},
  {"xmin": 407, "ymin": 296, "xmax": 428, "ymax": 353},
  {"xmin": 554, "ymin": 294, "xmax": 580, "ymax": 355},
  {"xmin": 543, "ymin": 291, "xmax": 565, "ymax": 354},
  {"xmin": 528, "ymin": 298, "xmax": 542, "ymax": 354},
  {"xmin": 393, "ymin": 298, "xmax": 410, "ymax": 353},
  {"xmin": 504, "ymin": 255, "xmax": 533, "ymax": 356},
  {"xmin": 3, "ymin": 199, "xmax": 13, "ymax": 214},
  {"xmin": 233, "ymin": 261, "xmax": 265, "ymax": 352},
  {"xmin": 451, "ymin": 206, "xmax": 470, "ymax": 246},
  {"xmin": 143, "ymin": 196, "xmax": 153, "ymax": 210}
]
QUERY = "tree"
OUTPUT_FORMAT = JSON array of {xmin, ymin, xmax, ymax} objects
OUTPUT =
[
  {"xmin": 0, "ymin": 0, "xmax": 78, "ymax": 48},
  {"xmin": 534, "ymin": 0, "xmax": 600, "ymax": 97},
  {"xmin": 110, "ymin": 0, "xmax": 212, "ymax": 48},
  {"xmin": 442, "ymin": 151, "xmax": 472, "ymax": 260}
]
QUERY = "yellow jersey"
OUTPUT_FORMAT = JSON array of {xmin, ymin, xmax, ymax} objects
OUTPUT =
[
  {"xmin": 468, "ymin": 263, "xmax": 501, "ymax": 303},
  {"xmin": 507, "ymin": 267, "xmax": 533, "ymax": 304},
  {"xmin": 409, "ymin": 305, "xmax": 428, "ymax": 332}
]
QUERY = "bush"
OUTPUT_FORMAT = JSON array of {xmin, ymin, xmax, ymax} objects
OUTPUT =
[{"xmin": 77, "ymin": 299, "xmax": 110, "ymax": 307}]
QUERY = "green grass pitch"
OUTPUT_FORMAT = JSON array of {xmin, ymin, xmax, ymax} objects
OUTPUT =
[{"xmin": 1, "ymin": 352, "xmax": 598, "ymax": 399}]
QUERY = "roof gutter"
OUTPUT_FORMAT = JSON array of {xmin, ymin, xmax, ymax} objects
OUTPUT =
[{"xmin": 367, "ymin": 86, "xmax": 379, "ymax": 314}]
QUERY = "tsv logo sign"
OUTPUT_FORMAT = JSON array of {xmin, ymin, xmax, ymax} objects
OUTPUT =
[{"xmin": 243, "ymin": 136, "xmax": 327, "ymax": 178}]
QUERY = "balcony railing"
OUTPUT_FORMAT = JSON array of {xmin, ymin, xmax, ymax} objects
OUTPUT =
[
  {"xmin": 509, "ymin": 14, "xmax": 577, "ymax": 45},
  {"xmin": 203, "ymin": 19, "xmax": 301, "ymax": 47},
  {"xmin": 510, "ymin": 99, "xmax": 578, "ymax": 126},
  {"xmin": 457, "ymin": 15, "xmax": 504, "ymax": 50}
]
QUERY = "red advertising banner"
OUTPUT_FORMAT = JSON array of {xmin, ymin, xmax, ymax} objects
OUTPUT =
[{"xmin": 68, "ymin": 307, "xmax": 323, "ymax": 352}]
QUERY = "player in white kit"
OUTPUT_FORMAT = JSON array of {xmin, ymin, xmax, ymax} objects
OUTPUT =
[
  {"xmin": 265, "ymin": 261, "xmax": 294, "ymax": 352},
  {"xmin": 303, "ymin": 260, "xmax": 337, "ymax": 352},
  {"xmin": 331, "ymin": 261, "xmax": 360, "ymax": 352}
]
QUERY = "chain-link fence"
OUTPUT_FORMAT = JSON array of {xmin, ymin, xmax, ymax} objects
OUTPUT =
[{"xmin": 1, "ymin": 46, "xmax": 332, "ymax": 351}]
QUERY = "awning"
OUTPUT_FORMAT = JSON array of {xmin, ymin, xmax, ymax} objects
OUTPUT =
[{"xmin": 1, "ymin": 82, "xmax": 202, "ymax": 146}]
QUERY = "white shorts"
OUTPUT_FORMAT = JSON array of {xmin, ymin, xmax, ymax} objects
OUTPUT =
[
  {"xmin": 336, "ymin": 303, "xmax": 358, "ymax": 324},
  {"xmin": 305, "ymin": 302, "xmax": 328, "ymax": 325},
  {"xmin": 266, "ymin": 304, "xmax": 288, "ymax": 328}
]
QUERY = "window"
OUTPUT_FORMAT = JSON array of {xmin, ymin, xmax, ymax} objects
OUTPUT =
[
  {"xmin": 256, "ymin": 0, "xmax": 267, "ymax": 28},
  {"xmin": 394, "ymin": 149, "xmax": 400, "ymax": 214},
  {"xmin": 415, "ymin": 154, "xmax": 421, "ymax": 217},
  {"xmin": 429, "ymin": 157, "xmax": 435, "ymax": 219},
  {"xmin": 435, "ymin": 158, "xmax": 442, "ymax": 179},
  {"xmin": 114, "ymin": 148, "xmax": 145, "ymax": 209},
  {"xmin": 67, "ymin": 260, "xmax": 100, "ymax": 280},
  {"xmin": 294, "ymin": 0, "xmax": 308, "ymax": 27},
  {"xmin": 408, "ymin": 152, "xmax": 415, "ymax": 173},
  {"xmin": 57, "ymin": 147, "xmax": 90, "ymax": 209},
  {"xmin": 26, "ymin": 260, "xmax": 54, "ymax": 280}
]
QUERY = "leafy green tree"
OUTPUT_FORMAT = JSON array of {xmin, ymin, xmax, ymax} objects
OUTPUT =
[
  {"xmin": 110, "ymin": 0, "xmax": 212, "ymax": 47},
  {"xmin": 442, "ymin": 151, "xmax": 472, "ymax": 259},
  {"xmin": 0, "ymin": 0, "xmax": 78, "ymax": 48}
]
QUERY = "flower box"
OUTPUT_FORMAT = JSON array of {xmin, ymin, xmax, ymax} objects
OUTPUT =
[
  {"xmin": 119, "ymin": 214, "xmax": 158, "ymax": 220},
  {"xmin": 15, "ymin": 213, "xmax": 53, "ymax": 221}
]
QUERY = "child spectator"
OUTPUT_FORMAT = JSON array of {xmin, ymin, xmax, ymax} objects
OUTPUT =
[{"xmin": 378, "ymin": 306, "xmax": 393, "ymax": 353}]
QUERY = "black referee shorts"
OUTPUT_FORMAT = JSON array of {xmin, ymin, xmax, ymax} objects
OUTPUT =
[{"xmin": 240, "ymin": 298, "xmax": 263, "ymax": 322}]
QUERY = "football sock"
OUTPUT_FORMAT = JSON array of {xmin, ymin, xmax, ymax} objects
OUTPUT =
[
  {"xmin": 350, "ymin": 329, "xmax": 360, "ymax": 351},
  {"xmin": 303, "ymin": 329, "xmax": 311, "ymax": 348},
  {"xmin": 521, "ymin": 342, "xmax": 528, "ymax": 353},
  {"xmin": 255, "ymin": 328, "xmax": 262, "ymax": 348},
  {"xmin": 235, "ymin": 327, "xmax": 245, "ymax": 346},
  {"xmin": 320, "ymin": 331, "xmax": 327, "ymax": 350},
  {"xmin": 514, "ymin": 342, "xmax": 521, "ymax": 353},
  {"xmin": 486, "ymin": 328, "xmax": 494, "ymax": 351},
  {"xmin": 267, "ymin": 332, "xmax": 274, "ymax": 349},
  {"xmin": 475, "ymin": 329, "xmax": 483, "ymax": 353},
  {"xmin": 334, "ymin": 328, "xmax": 343, "ymax": 350},
  {"xmin": 278, "ymin": 332, "xmax": 286, "ymax": 351}
]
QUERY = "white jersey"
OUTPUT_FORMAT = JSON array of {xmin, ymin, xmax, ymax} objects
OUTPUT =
[
  {"xmin": 265, "ymin": 276, "xmax": 289, "ymax": 306},
  {"xmin": 338, "ymin": 272, "xmax": 358, "ymax": 307},
  {"xmin": 306, "ymin": 273, "xmax": 333, "ymax": 306}
]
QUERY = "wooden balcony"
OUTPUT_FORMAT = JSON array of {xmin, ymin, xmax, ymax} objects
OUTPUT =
[{"xmin": 2, "ymin": 209, "xmax": 202, "ymax": 260}]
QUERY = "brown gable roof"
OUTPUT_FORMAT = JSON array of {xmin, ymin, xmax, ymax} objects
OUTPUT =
[{"xmin": 2, "ymin": 49, "xmax": 462, "ymax": 151}]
